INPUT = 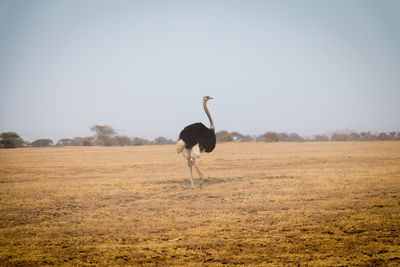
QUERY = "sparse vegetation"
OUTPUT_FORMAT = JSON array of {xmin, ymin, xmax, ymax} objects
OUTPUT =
[
  {"xmin": 1, "ymin": 142, "xmax": 399, "ymax": 265},
  {"xmin": 30, "ymin": 138, "xmax": 53, "ymax": 147},
  {"xmin": 216, "ymin": 130, "xmax": 234, "ymax": 142},
  {"xmin": 153, "ymin": 136, "xmax": 175, "ymax": 145},
  {"xmin": 314, "ymin": 134, "xmax": 330, "ymax": 141},
  {"xmin": 259, "ymin": 131, "xmax": 280, "ymax": 142},
  {"xmin": 1, "ymin": 128, "xmax": 400, "ymax": 149},
  {"xmin": 71, "ymin": 136, "xmax": 94, "ymax": 146},
  {"xmin": 56, "ymin": 138, "xmax": 73, "ymax": 146},
  {"xmin": 114, "ymin": 135, "xmax": 133, "ymax": 146},
  {"xmin": 0, "ymin": 132, "xmax": 24, "ymax": 148},
  {"xmin": 132, "ymin": 137, "xmax": 152, "ymax": 146},
  {"xmin": 90, "ymin": 125, "xmax": 117, "ymax": 146}
]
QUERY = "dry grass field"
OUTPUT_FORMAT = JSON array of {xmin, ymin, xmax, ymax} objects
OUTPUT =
[{"xmin": 0, "ymin": 142, "xmax": 399, "ymax": 266}]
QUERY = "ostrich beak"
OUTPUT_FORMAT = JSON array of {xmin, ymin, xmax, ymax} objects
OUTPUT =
[{"xmin": 209, "ymin": 97, "xmax": 214, "ymax": 100}]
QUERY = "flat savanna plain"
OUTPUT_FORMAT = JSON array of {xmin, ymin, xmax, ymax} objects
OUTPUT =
[{"xmin": 0, "ymin": 142, "xmax": 399, "ymax": 266}]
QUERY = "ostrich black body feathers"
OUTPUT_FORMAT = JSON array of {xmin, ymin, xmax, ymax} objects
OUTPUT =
[{"xmin": 179, "ymin": 122, "xmax": 216, "ymax": 153}]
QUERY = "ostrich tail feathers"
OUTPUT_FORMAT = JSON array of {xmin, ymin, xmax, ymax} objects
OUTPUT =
[{"xmin": 176, "ymin": 139, "xmax": 185, "ymax": 153}]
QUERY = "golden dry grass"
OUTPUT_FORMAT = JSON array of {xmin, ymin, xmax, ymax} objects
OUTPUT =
[{"xmin": 0, "ymin": 142, "xmax": 399, "ymax": 266}]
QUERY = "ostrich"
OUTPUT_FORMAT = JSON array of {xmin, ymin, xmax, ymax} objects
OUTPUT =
[{"xmin": 177, "ymin": 96, "xmax": 216, "ymax": 189}]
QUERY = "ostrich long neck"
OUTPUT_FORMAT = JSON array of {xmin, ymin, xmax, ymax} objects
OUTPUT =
[{"xmin": 203, "ymin": 101, "xmax": 215, "ymax": 130}]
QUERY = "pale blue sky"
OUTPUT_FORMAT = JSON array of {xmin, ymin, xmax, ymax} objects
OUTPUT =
[{"xmin": 1, "ymin": 0, "xmax": 399, "ymax": 141}]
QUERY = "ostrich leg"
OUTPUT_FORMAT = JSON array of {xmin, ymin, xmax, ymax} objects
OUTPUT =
[
  {"xmin": 192, "ymin": 159, "xmax": 204, "ymax": 189},
  {"xmin": 187, "ymin": 159, "xmax": 194, "ymax": 189}
]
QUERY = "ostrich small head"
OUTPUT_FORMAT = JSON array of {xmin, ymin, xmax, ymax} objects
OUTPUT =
[{"xmin": 203, "ymin": 96, "xmax": 214, "ymax": 102}]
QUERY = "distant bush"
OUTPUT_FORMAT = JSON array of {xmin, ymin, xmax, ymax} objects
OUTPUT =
[
  {"xmin": 132, "ymin": 137, "xmax": 151, "ymax": 146},
  {"xmin": 287, "ymin": 133, "xmax": 304, "ymax": 142},
  {"xmin": 230, "ymin": 132, "xmax": 244, "ymax": 141},
  {"xmin": 90, "ymin": 125, "xmax": 116, "ymax": 146},
  {"xmin": 216, "ymin": 130, "xmax": 234, "ymax": 143},
  {"xmin": 114, "ymin": 136, "xmax": 133, "ymax": 146},
  {"xmin": 56, "ymin": 138, "xmax": 73, "ymax": 146},
  {"xmin": 153, "ymin": 136, "xmax": 175, "ymax": 145},
  {"xmin": 377, "ymin": 132, "xmax": 390, "ymax": 141},
  {"xmin": 278, "ymin": 133, "xmax": 289, "ymax": 141},
  {"xmin": 348, "ymin": 132, "xmax": 362, "ymax": 141},
  {"xmin": 0, "ymin": 132, "xmax": 24, "ymax": 148},
  {"xmin": 31, "ymin": 139, "xmax": 53, "ymax": 147},
  {"xmin": 331, "ymin": 133, "xmax": 349, "ymax": 141},
  {"xmin": 360, "ymin": 132, "xmax": 376, "ymax": 141},
  {"xmin": 314, "ymin": 135, "xmax": 329, "ymax": 141},
  {"xmin": 70, "ymin": 137, "xmax": 94, "ymax": 146},
  {"xmin": 260, "ymin": 132, "xmax": 280, "ymax": 142},
  {"xmin": 240, "ymin": 135, "xmax": 256, "ymax": 142}
]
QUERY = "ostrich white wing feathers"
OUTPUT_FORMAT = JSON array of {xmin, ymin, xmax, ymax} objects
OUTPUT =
[
  {"xmin": 176, "ymin": 139, "xmax": 185, "ymax": 153},
  {"xmin": 183, "ymin": 144, "xmax": 201, "ymax": 159}
]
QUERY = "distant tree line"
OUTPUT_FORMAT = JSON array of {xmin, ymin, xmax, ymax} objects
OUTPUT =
[
  {"xmin": 1, "ymin": 126, "xmax": 400, "ymax": 149},
  {"xmin": 0, "ymin": 125, "xmax": 175, "ymax": 148},
  {"xmin": 216, "ymin": 131, "xmax": 400, "ymax": 143}
]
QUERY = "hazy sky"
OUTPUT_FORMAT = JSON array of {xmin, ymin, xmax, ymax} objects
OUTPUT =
[{"xmin": 1, "ymin": 0, "xmax": 399, "ymax": 141}]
